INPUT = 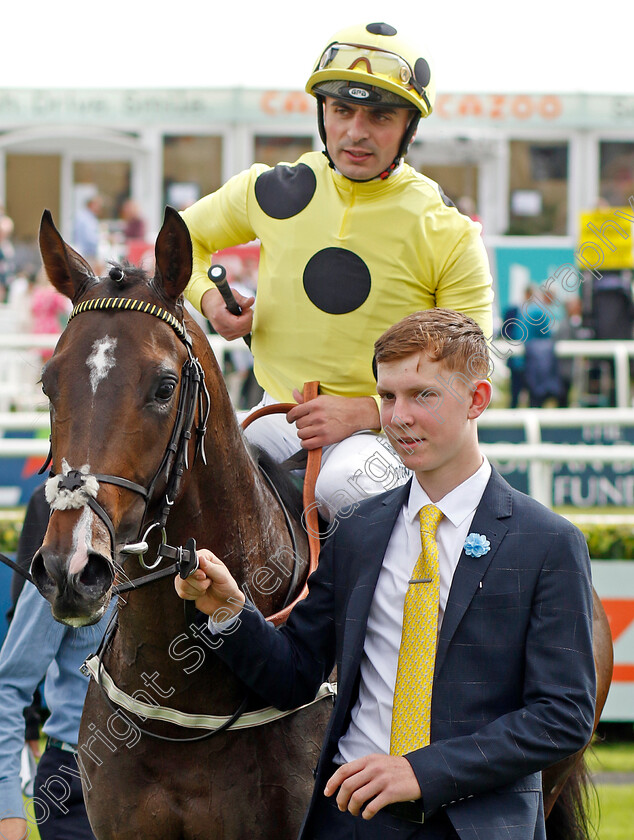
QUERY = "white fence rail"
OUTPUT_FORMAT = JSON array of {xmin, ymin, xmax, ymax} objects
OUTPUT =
[
  {"xmin": 479, "ymin": 408, "xmax": 634, "ymax": 506},
  {"xmin": 3, "ymin": 406, "xmax": 634, "ymax": 509},
  {"xmin": 3, "ymin": 332, "xmax": 634, "ymax": 405},
  {"xmin": 492, "ymin": 339, "xmax": 634, "ymax": 409},
  {"xmin": 0, "ymin": 332, "xmax": 244, "ymax": 412}
]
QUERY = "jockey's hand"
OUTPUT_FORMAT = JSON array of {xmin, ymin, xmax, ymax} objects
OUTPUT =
[
  {"xmin": 287, "ymin": 390, "xmax": 380, "ymax": 449},
  {"xmin": 200, "ymin": 286, "xmax": 254, "ymax": 340},
  {"xmin": 324, "ymin": 754, "xmax": 421, "ymax": 820},
  {"xmin": 174, "ymin": 550, "xmax": 245, "ymax": 620}
]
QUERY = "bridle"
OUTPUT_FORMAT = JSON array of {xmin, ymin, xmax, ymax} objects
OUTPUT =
[
  {"xmin": 38, "ymin": 295, "xmax": 305, "ymax": 606},
  {"xmin": 2, "ymin": 290, "xmax": 328, "ymax": 741},
  {"xmin": 40, "ymin": 295, "xmax": 211, "ymax": 594}
]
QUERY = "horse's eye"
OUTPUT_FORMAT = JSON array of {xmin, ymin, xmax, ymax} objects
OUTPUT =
[{"xmin": 155, "ymin": 380, "xmax": 177, "ymax": 402}]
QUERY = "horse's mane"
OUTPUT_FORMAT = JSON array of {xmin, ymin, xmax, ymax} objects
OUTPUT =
[
  {"xmin": 249, "ymin": 445, "xmax": 305, "ymax": 525},
  {"xmin": 105, "ymin": 261, "xmax": 187, "ymax": 319}
]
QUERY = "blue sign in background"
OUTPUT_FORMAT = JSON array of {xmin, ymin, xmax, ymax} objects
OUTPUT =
[
  {"xmin": 491, "ymin": 242, "xmax": 576, "ymax": 316},
  {"xmin": 0, "ymin": 429, "xmax": 46, "ymax": 507}
]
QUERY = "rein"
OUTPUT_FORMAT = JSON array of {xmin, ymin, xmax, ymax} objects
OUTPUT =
[
  {"xmin": 241, "ymin": 381, "xmax": 322, "ymax": 626},
  {"xmin": 39, "ymin": 297, "xmax": 320, "ymax": 617}
]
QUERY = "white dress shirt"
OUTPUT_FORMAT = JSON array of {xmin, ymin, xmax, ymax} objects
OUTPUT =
[{"xmin": 335, "ymin": 457, "xmax": 492, "ymax": 763}]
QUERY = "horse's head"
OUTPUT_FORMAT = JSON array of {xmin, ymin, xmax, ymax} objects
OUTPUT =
[{"xmin": 31, "ymin": 207, "xmax": 201, "ymax": 626}]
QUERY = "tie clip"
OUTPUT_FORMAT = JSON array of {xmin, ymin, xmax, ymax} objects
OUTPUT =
[{"xmin": 409, "ymin": 577, "xmax": 432, "ymax": 584}]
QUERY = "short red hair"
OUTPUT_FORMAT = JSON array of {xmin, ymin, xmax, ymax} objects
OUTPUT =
[{"xmin": 373, "ymin": 308, "xmax": 490, "ymax": 379}]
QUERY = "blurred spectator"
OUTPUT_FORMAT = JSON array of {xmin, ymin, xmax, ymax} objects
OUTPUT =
[
  {"xmin": 5, "ymin": 270, "xmax": 34, "ymax": 331},
  {"xmin": 5, "ymin": 485, "xmax": 50, "ymax": 799},
  {"xmin": 0, "ymin": 587, "xmax": 113, "ymax": 840},
  {"xmin": 457, "ymin": 195, "xmax": 482, "ymax": 225},
  {"xmin": 30, "ymin": 268, "xmax": 72, "ymax": 361},
  {"xmin": 0, "ymin": 484, "xmax": 114, "ymax": 840},
  {"xmin": 522, "ymin": 286, "xmax": 565, "ymax": 408},
  {"xmin": 556, "ymin": 295, "xmax": 591, "ymax": 407},
  {"xmin": 590, "ymin": 269, "xmax": 633, "ymax": 341},
  {"xmin": 580, "ymin": 267, "xmax": 633, "ymax": 406},
  {"xmin": 501, "ymin": 303, "xmax": 526, "ymax": 408},
  {"xmin": 73, "ymin": 195, "xmax": 103, "ymax": 270},
  {"xmin": 0, "ymin": 215, "xmax": 16, "ymax": 302},
  {"xmin": 119, "ymin": 199, "xmax": 146, "ymax": 242}
]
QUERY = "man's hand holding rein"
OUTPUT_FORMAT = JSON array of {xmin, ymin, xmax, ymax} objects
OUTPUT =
[
  {"xmin": 174, "ymin": 550, "xmax": 245, "ymax": 619},
  {"xmin": 287, "ymin": 389, "xmax": 381, "ymax": 449}
]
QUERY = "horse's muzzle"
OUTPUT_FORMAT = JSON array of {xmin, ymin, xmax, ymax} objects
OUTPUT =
[{"xmin": 31, "ymin": 546, "xmax": 115, "ymax": 626}]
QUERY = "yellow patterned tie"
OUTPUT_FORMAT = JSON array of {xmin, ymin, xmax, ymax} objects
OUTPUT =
[{"xmin": 390, "ymin": 504, "xmax": 443, "ymax": 755}]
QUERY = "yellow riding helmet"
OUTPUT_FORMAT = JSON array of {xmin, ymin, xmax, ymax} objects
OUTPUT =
[{"xmin": 306, "ymin": 22, "xmax": 435, "ymax": 118}]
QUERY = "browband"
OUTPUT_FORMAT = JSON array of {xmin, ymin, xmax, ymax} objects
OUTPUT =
[{"xmin": 69, "ymin": 297, "xmax": 187, "ymax": 343}]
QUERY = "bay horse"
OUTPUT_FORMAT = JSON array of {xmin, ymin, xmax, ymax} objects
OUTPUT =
[
  {"xmin": 32, "ymin": 207, "xmax": 332, "ymax": 840},
  {"xmin": 31, "ymin": 207, "xmax": 612, "ymax": 840}
]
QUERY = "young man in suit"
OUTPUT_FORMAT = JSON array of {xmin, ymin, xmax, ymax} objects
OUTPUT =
[{"xmin": 175, "ymin": 309, "xmax": 595, "ymax": 839}]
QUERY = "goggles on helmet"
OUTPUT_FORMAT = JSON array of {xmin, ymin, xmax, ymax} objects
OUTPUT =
[{"xmin": 316, "ymin": 42, "xmax": 431, "ymax": 112}]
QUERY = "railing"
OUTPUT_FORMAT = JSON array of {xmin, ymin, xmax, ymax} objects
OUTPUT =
[
  {"xmin": 479, "ymin": 407, "xmax": 634, "ymax": 506},
  {"xmin": 3, "ymin": 406, "xmax": 634, "ymax": 509},
  {"xmin": 0, "ymin": 332, "xmax": 245, "ymax": 412},
  {"xmin": 4, "ymin": 334, "xmax": 634, "ymax": 408},
  {"xmin": 492, "ymin": 339, "xmax": 634, "ymax": 409},
  {"xmin": 3, "ymin": 329, "xmax": 634, "ymax": 507}
]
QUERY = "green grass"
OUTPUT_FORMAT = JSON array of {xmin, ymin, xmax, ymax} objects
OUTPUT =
[
  {"xmin": 20, "ymin": 796, "xmax": 42, "ymax": 839},
  {"xmin": 591, "ymin": 785, "xmax": 634, "ymax": 840},
  {"xmin": 588, "ymin": 741, "xmax": 634, "ymax": 774},
  {"xmin": 586, "ymin": 739, "xmax": 634, "ymax": 839}
]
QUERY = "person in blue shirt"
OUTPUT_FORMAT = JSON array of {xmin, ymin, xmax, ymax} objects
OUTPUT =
[
  {"xmin": 72, "ymin": 195, "xmax": 103, "ymax": 271},
  {"xmin": 0, "ymin": 559, "xmax": 113, "ymax": 839}
]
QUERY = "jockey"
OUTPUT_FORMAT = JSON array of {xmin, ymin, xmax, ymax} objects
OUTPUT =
[{"xmin": 182, "ymin": 22, "xmax": 494, "ymax": 520}]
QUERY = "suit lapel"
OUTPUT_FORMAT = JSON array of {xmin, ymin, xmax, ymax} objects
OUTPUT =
[{"xmin": 435, "ymin": 470, "xmax": 512, "ymax": 675}]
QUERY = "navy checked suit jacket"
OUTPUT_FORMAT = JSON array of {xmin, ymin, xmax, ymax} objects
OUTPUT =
[{"xmin": 212, "ymin": 468, "xmax": 596, "ymax": 840}]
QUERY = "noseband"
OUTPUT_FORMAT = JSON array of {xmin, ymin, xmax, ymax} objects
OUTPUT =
[{"xmin": 43, "ymin": 296, "xmax": 211, "ymax": 585}]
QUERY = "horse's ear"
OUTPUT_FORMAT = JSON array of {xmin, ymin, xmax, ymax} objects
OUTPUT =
[
  {"xmin": 38, "ymin": 210, "xmax": 96, "ymax": 301},
  {"xmin": 154, "ymin": 206, "xmax": 193, "ymax": 302}
]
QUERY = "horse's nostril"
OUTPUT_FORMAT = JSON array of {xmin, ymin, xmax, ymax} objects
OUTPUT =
[
  {"xmin": 30, "ymin": 549, "xmax": 55, "ymax": 597},
  {"xmin": 79, "ymin": 554, "xmax": 115, "ymax": 593}
]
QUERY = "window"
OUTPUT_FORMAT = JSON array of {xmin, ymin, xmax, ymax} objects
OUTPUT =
[
  {"xmin": 73, "ymin": 160, "xmax": 131, "ymax": 221},
  {"xmin": 163, "ymin": 136, "xmax": 223, "ymax": 210},
  {"xmin": 508, "ymin": 141, "xmax": 569, "ymax": 235},
  {"xmin": 599, "ymin": 141, "xmax": 634, "ymax": 207}
]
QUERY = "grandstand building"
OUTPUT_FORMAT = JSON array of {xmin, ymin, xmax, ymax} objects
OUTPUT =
[{"xmin": 0, "ymin": 89, "xmax": 633, "ymax": 281}]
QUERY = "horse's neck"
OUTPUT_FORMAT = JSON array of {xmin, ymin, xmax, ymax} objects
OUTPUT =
[
  {"xmin": 109, "ymin": 417, "xmax": 295, "ymax": 709},
  {"xmin": 192, "ymin": 416, "xmax": 299, "ymax": 586},
  {"xmin": 109, "ymin": 348, "xmax": 303, "ymax": 703},
  {"xmin": 113, "ymin": 391, "xmax": 298, "ymax": 652}
]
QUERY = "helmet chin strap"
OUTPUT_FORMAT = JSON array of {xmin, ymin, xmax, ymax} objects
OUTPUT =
[{"xmin": 317, "ymin": 97, "xmax": 420, "ymax": 182}]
